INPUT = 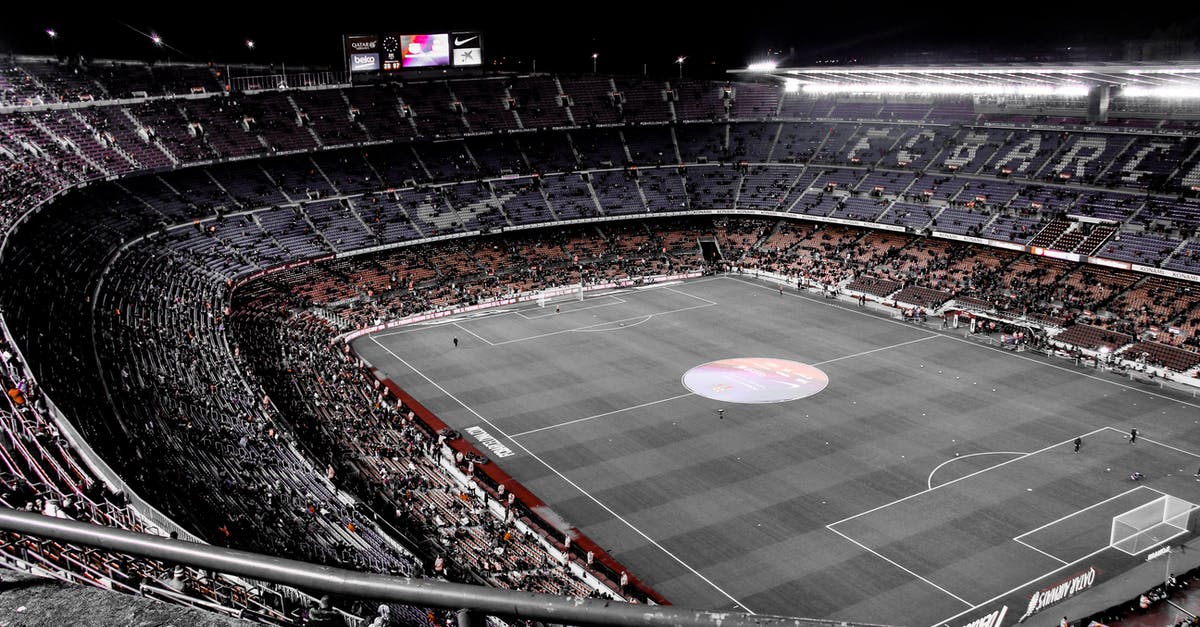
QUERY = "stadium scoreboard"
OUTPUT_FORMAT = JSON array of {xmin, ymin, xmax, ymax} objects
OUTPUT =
[{"xmin": 344, "ymin": 32, "xmax": 482, "ymax": 72}]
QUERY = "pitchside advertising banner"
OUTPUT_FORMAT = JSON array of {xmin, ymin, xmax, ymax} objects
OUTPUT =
[
  {"xmin": 344, "ymin": 31, "xmax": 482, "ymax": 72},
  {"xmin": 950, "ymin": 566, "xmax": 1097, "ymax": 627}
]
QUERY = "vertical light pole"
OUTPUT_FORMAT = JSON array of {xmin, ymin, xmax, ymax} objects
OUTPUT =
[
  {"xmin": 45, "ymin": 28, "xmax": 58, "ymax": 60},
  {"xmin": 150, "ymin": 32, "xmax": 165, "ymax": 64},
  {"xmin": 592, "ymin": 53, "xmax": 598, "ymax": 74},
  {"xmin": 676, "ymin": 56, "xmax": 686, "ymax": 79},
  {"xmin": 244, "ymin": 39, "xmax": 256, "ymax": 89}
]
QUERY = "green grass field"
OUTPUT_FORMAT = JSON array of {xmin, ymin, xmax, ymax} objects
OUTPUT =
[{"xmin": 353, "ymin": 275, "xmax": 1200, "ymax": 626}]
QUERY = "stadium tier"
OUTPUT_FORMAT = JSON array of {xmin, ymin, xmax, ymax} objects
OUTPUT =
[{"xmin": 3, "ymin": 58, "xmax": 1200, "ymax": 626}]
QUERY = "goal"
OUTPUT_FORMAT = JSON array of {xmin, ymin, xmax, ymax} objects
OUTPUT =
[
  {"xmin": 536, "ymin": 284, "xmax": 587, "ymax": 308},
  {"xmin": 1110, "ymin": 494, "xmax": 1195, "ymax": 555}
]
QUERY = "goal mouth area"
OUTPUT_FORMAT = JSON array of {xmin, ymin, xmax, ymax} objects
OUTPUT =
[{"xmin": 1110, "ymin": 494, "xmax": 1198, "ymax": 556}]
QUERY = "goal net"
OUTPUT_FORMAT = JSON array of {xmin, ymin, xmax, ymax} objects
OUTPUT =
[{"xmin": 1110, "ymin": 495, "xmax": 1195, "ymax": 555}]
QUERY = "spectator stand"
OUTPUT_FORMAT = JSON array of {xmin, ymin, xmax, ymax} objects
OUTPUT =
[{"xmin": 10, "ymin": 65, "xmax": 1200, "ymax": 625}]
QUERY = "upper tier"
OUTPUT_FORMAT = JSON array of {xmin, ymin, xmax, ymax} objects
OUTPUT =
[{"xmin": 2, "ymin": 69, "xmax": 1200, "ymax": 283}]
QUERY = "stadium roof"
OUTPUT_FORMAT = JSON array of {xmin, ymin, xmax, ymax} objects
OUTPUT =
[{"xmin": 730, "ymin": 62, "xmax": 1200, "ymax": 97}]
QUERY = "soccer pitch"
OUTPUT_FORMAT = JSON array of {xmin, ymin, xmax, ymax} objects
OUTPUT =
[{"xmin": 352, "ymin": 275, "xmax": 1200, "ymax": 626}]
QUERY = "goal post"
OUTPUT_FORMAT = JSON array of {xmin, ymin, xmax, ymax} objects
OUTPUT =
[{"xmin": 1110, "ymin": 495, "xmax": 1195, "ymax": 555}]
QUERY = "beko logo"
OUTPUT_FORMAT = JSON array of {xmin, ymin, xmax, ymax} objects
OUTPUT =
[
  {"xmin": 454, "ymin": 35, "xmax": 478, "ymax": 46},
  {"xmin": 351, "ymin": 54, "xmax": 379, "ymax": 71}
]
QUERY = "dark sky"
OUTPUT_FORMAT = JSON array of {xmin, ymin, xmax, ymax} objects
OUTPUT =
[{"xmin": 1, "ymin": 5, "xmax": 1197, "ymax": 77}]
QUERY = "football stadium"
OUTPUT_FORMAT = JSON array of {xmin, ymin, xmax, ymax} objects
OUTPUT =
[{"xmin": 2, "ymin": 10, "xmax": 1200, "ymax": 627}]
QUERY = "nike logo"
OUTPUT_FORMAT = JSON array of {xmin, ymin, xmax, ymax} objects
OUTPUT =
[{"xmin": 454, "ymin": 36, "xmax": 478, "ymax": 46}]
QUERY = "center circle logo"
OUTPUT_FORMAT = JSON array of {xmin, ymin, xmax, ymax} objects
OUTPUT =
[{"xmin": 681, "ymin": 357, "xmax": 829, "ymax": 404}]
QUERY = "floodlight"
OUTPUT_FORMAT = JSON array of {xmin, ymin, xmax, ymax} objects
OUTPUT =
[
  {"xmin": 801, "ymin": 82, "xmax": 1088, "ymax": 97},
  {"xmin": 1122, "ymin": 86, "xmax": 1200, "ymax": 99}
]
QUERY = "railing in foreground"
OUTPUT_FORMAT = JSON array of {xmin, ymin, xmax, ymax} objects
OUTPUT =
[{"xmin": 0, "ymin": 508, "xmax": 893, "ymax": 627}]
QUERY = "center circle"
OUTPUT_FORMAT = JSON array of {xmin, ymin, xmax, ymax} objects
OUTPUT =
[{"xmin": 681, "ymin": 357, "xmax": 829, "ymax": 404}]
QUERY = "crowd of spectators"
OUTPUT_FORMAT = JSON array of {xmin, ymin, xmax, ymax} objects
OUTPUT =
[
  {"xmin": 0, "ymin": 330, "xmax": 317, "ymax": 622},
  {"xmin": 5, "ymin": 59, "xmax": 1200, "ymax": 625},
  {"xmin": 231, "ymin": 312, "xmax": 623, "ymax": 601}
]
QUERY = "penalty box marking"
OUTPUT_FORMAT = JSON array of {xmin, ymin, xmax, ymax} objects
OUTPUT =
[
  {"xmin": 514, "ymin": 294, "xmax": 627, "ymax": 320},
  {"xmin": 825, "ymin": 427, "xmax": 1111, "ymax": 608},
  {"xmin": 827, "ymin": 427, "xmax": 1111, "ymax": 528},
  {"xmin": 1011, "ymin": 485, "xmax": 1167, "ymax": 565},
  {"xmin": 931, "ymin": 430, "xmax": 1200, "ymax": 627},
  {"xmin": 376, "ymin": 283, "xmax": 718, "ymax": 346},
  {"xmin": 832, "ymin": 426, "xmax": 1200, "ymax": 627},
  {"xmin": 483, "ymin": 301, "xmax": 717, "ymax": 346}
]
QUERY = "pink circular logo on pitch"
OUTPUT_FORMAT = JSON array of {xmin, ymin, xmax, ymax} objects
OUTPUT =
[{"xmin": 682, "ymin": 358, "xmax": 829, "ymax": 403}]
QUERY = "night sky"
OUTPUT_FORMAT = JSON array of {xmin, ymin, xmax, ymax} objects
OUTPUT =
[{"xmin": 1, "ymin": 4, "xmax": 1197, "ymax": 77}]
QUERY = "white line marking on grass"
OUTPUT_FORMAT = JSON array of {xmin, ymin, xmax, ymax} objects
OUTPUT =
[
  {"xmin": 829, "ymin": 429, "xmax": 1106, "ymax": 613},
  {"xmin": 453, "ymin": 322, "xmax": 494, "ymax": 346},
  {"xmin": 489, "ymin": 302, "xmax": 717, "ymax": 346},
  {"xmin": 826, "ymin": 526, "xmax": 974, "ymax": 607},
  {"xmin": 952, "ymin": 348, "xmax": 1200, "ymax": 412},
  {"xmin": 727, "ymin": 275, "xmax": 1200, "ymax": 412},
  {"xmin": 1012, "ymin": 537, "xmax": 1069, "ymax": 565},
  {"xmin": 928, "ymin": 431, "xmax": 1198, "ymax": 627},
  {"xmin": 373, "ymin": 324, "xmax": 441, "ymax": 339},
  {"xmin": 662, "ymin": 285, "xmax": 719, "ymax": 306},
  {"xmin": 927, "ymin": 451, "xmax": 1027, "ymax": 490},
  {"xmin": 727, "ymin": 276, "xmax": 941, "ymax": 338},
  {"xmin": 510, "ymin": 392, "xmax": 695, "ymax": 438},
  {"xmin": 813, "ymin": 335, "xmax": 942, "ymax": 366},
  {"xmin": 373, "ymin": 277, "xmax": 726, "ymax": 339},
  {"xmin": 367, "ymin": 336, "xmax": 756, "ymax": 614},
  {"xmin": 929, "ymin": 543, "xmax": 1113, "ymax": 627},
  {"xmin": 828, "ymin": 426, "xmax": 1111, "ymax": 528},
  {"xmin": 575, "ymin": 315, "xmax": 653, "ymax": 332},
  {"xmin": 515, "ymin": 295, "xmax": 626, "ymax": 320},
  {"xmin": 1012, "ymin": 485, "xmax": 1161, "ymax": 542},
  {"xmin": 1103, "ymin": 426, "xmax": 1200, "ymax": 459}
]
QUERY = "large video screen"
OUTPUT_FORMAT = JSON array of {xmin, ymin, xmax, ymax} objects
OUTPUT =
[
  {"xmin": 347, "ymin": 31, "xmax": 482, "ymax": 72},
  {"xmin": 401, "ymin": 34, "xmax": 450, "ymax": 67}
]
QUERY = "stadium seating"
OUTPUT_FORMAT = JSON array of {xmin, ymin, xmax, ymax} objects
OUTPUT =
[
  {"xmin": 1122, "ymin": 341, "xmax": 1200, "ymax": 372},
  {"xmin": 1053, "ymin": 324, "xmax": 1135, "ymax": 351},
  {"xmin": 846, "ymin": 276, "xmax": 904, "ymax": 298},
  {"xmin": 6, "ymin": 63, "xmax": 1200, "ymax": 626}
]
